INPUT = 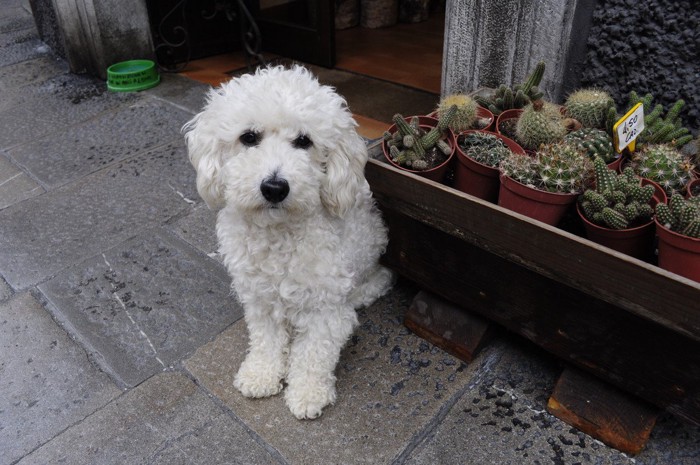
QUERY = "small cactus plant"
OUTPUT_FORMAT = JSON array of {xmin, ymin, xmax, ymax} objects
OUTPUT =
[
  {"xmin": 625, "ymin": 92, "xmax": 693, "ymax": 148},
  {"xmin": 515, "ymin": 100, "xmax": 568, "ymax": 151},
  {"xmin": 564, "ymin": 128, "xmax": 616, "ymax": 164},
  {"xmin": 579, "ymin": 157, "xmax": 655, "ymax": 229},
  {"xmin": 500, "ymin": 142, "xmax": 593, "ymax": 194},
  {"xmin": 436, "ymin": 94, "xmax": 478, "ymax": 132},
  {"xmin": 655, "ymin": 193, "xmax": 700, "ymax": 238},
  {"xmin": 474, "ymin": 61, "xmax": 545, "ymax": 115},
  {"xmin": 457, "ymin": 132, "xmax": 513, "ymax": 167},
  {"xmin": 564, "ymin": 88, "xmax": 616, "ymax": 129},
  {"xmin": 628, "ymin": 144, "xmax": 696, "ymax": 196},
  {"xmin": 384, "ymin": 107, "xmax": 456, "ymax": 171}
]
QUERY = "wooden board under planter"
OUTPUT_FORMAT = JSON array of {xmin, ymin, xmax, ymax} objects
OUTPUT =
[{"xmin": 365, "ymin": 142, "xmax": 700, "ymax": 426}]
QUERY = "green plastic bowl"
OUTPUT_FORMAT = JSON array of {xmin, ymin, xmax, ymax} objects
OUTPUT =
[{"xmin": 107, "ymin": 60, "xmax": 160, "ymax": 92}]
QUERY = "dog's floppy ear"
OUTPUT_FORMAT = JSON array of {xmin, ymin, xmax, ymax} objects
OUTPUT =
[
  {"xmin": 321, "ymin": 128, "xmax": 368, "ymax": 218},
  {"xmin": 183, "ymin": 111, "xmax": 226, "ymax": 210}
]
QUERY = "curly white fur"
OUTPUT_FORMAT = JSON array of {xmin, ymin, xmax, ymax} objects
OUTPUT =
[{"xmin": 183, "ymin": 65, "xmax": 394, "ymax": 419}]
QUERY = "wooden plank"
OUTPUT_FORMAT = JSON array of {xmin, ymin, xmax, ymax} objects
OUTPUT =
[
  {"xmin": 547, "ymin": 368, "xmax": 659, "ymax": 455},
  {"xmin": 405, "ymin": 291, "xmax": 492, "ymax": 362},
  {"xmin": 366, "ymin": 157, "xmax": 700, "ymax": 341},
  {"xmin": 377, "ymin": 208, "xmax": 700, "ymax": 425}
]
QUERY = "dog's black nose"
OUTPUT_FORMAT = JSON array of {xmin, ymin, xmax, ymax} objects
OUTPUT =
[{"xmin": 260, "ymin": 177, "xmax": 290, "ymax": 203}]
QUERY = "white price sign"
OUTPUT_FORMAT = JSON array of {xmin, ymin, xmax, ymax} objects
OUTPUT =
[{"xmin": 614, "ymin": 103, "xmax": 644, "ymax": 152}]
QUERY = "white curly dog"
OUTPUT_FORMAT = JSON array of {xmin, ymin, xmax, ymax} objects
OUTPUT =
[{"xmin": 184, "ymin": 65, "xmax": 394, "ymax": 419}]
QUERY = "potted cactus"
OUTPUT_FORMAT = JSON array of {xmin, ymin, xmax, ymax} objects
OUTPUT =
[
  {"xmin": 514, "ymin": 99, "xmax": 569, "ymax": 151},
  {"xmin": 475, "ymin": 61, "xmax": 545, "ymax": 116},
  {"xmin": 382, "ymin": 107, "xmax": 457, "ymax": 182},
  {"xmin": 564, "ymin": 88, "xmax": 616, "ymax": 129},
  {"xmin": 564, "ymin": 127, "xmax": 622, "ymax": 170},
  {"xmin": 628, "ymin": 144, "xmax": 697, "ymax": 196},
  {"xmin": 434, "ymin": 93, "xmax": 494, "ymax": 131},
  {"xmin": 577, "ymin": 157, "xmax": 665, "ymax": 260},
  {"xmin": 655, "ymin": 194, "xmax": 700, "ymax": 282},
  {"xmin": 453, "ymin": 130, "xmax": 526, "ymax": 202},
  {"xmin": 498, "ymin": 142, "xmax": 594, "ymax": 225}
]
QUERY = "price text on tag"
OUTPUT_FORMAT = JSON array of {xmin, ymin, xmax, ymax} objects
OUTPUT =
[{"xmin": 613, "ymin": 103, "xmax": 645, "ymax": 153}]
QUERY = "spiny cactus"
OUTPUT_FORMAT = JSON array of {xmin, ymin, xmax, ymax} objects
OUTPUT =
[
  {"xmin": 437, "ymin": 94, "xmax": 477, "ymax": 132},
  {"xmin": 625, "ymin": 92, "xmax": 693, "ymax": 148},
  {"xmin": 458, "ymin": 132, "xmax": 513, "ymax": 167},
  {"xmin": 515, "ymin": 100, "xmax": 568, "ymax": 151},
  {"xmin": 579, "ymin": 157, "xmax": 655, "ymax": 229},
  {"xmin": 564, "ymin": 88, "xmax": 616, "ymax": 129},
  {"xmin": 564, "ymin": 128, "xmax": 616, "ymax": 163},
  {"xmin": 500, "ymin": 142, "xmax": 593, "ymax": 193},
  {"xmin": 384, "ymin": 108, "xmax": 456, "ymax": 170},
  {"xmin": 628, "ymin": 144, "xmax": 696, "ymax": 196},
  {"xmin": 474, "ymin": 61, "xmax": 545, "ymax": 115},
  {"xmin": 655, "ymin": 193, "xmax": 700, "ymax": 238}
]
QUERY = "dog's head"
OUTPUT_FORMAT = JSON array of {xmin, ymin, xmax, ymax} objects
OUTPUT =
[{"xmin": 183, "ymin": 65, "xmax": 368, "ymax": 220}]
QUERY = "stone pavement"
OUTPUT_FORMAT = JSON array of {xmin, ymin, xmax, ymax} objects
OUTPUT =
[{"xmin": 1, "ymin": 2, "xmax": 698, "ymax": 464}]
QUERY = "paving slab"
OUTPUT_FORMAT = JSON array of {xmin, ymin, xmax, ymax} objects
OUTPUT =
[
  {"xmin": 0, "ymin": 54, "xmax": 68, "ymax": 91},
  {"xmin": 0, "ymin": 292, "xmax": 121, "ymax": 465},
  {"xmin": 0, "ymin": 153, "xmax": 43, "ymax": 210},
  {"xmin": 39, "ymin": 229, "xmax": 240, "ymax": 388},
  {"xmin": 168, "ymin": 203, "xmax": 220, "ymax": 261},
  {"xmin": 185, "ymin": 282, "xmax": 478, "ymax": 465},
  {"xmin": 403, "ymin": 338, "xmax": 700, "ymax": 465},
  {"xmin": 146, "ymin": 73, "xmax": 210, "ymax": 115},
  {"xmin": 0, "ymin": 141, "xmax": 197, "ymax": 289},
  {"xmin": 0, "ymin": 27, "xmax": 48, "ymax": 69},
  {"xmin": 9, "ymin": 98, "xmax": 193, "ymax": 188},
  {"xmin": 0, "ymin": 5, "xmax": 34, "ymax": 34},
  {"xmin": 17, "ymin": 372, "xmax": 282, "ymax": 465}
]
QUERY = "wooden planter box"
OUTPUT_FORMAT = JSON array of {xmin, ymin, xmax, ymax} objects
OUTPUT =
[{"xmin": 365, "ymin": 142, "xmax": 700, "ymax": 426}]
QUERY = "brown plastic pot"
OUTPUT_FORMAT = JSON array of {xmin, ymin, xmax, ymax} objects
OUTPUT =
[
  {"xmin": 497, "ymin": 174, "xmax": 579, "ymax": 226},
  {"xmin": 655, "ymin": 218, "xmax": 700, "ymax": 282}
]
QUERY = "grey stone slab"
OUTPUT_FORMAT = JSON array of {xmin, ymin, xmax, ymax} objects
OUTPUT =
[
  {"xmin": 9, "ymin": 98, "xmax": 194, "ymax": 188},
  {"xmin": 0, "ymin": 55, "xmax": 68, "ymax": 91},
  {"xmin": 0, "ymin": 275, "xmax": 12, "ymax": 300},
  {"xmin": 0, "ymin": 292, "xmax": 121, "ymax": 464},
  {"xmin": 0, "ymin": 72, "xmax": 140, "ymax": 150},
  {"xmin": 0, "ymin": 153, "xmax": 43, "ymax": 209},
  {"xmin": 39, "ymin": 230, "xmax": 240, "ymax": 388},
  {"xmin": 0, "ymin": 6, "xmax": 34, "ymax": 33},
  {"xmin": 404, "ymin": 338, "xmax": 700, "ymax": 465},
  {"xmin": 169, "ymin": 204, "xmax": 220, "ymax": 261},
  {"xmin": 0, "ymin": 28, "xmax": 48, "ymax": 68},
  {"xmin": 146, "ymin": 73, "xmax": 210, "ymax": 115},
  {"xmin": 0, "ymin": 141, "xmax": 197, "ymax": 289},
  {"xmin": 17, "ymin": 372, "xmax": 281, "ymax": 465},
  {"xmin": 185, "ymin": 282, "xmax": 479, "ymax": 465}
]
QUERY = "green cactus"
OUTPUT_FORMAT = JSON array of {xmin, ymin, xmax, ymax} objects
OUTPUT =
[
  {"xmin": 564, "ymin": 128, "xmax": 616, "ymax": 163},
  {"xmin": 628, "ymin": 144, "xmax": 696, "ymax": 196},
  {"xmin": 624, "ymin": 92, "xmax": 693, "ymax": 148},
  {"xmin": 655, "ymin": 193, "xmax": 700, "ymax": 238},
  {"xmin": 564, "ymin": 88, "xmax": 616, "ymax": 129},
  {"xmin": 437, "ymin": 94, "xmax": 478, "ymax": 132},
  {"xmin": 500, "ymin": 142, "xmax": 593, "ymax": 194},
  {"xmin": 384, "ymin": 108, "xmax": 456, "ymax": 171},
  {"xmin": 515, "ymin": 100, "xmax": 568, "ymax": 151},
  {"xmin": 457, "ymin": 132, "xmax": 513, "ymax": 167},
  {"xmin": 474, "ymin": 61, "xmax": 545, "ymax": 115},
  {"xmin": 578, "ymin": 157, "xmax": 655, "ymax": 229}
]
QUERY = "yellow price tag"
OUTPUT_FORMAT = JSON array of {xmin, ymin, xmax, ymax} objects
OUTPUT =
[{"xmin": 613, "ymin": 103, "xmax": 645, "ymax": 153}]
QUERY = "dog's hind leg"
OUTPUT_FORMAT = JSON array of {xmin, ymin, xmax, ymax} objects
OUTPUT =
[
  {"xmin": 349, "ymin": 265, "xmax": 395, "ymax": 309},
  {"xmin": 284, "ymin": 306, "xmax": 359, "ymax": 419},
  {"xmin": 234, "ymin": 307, "xmax": 290, "ymax": 398}
]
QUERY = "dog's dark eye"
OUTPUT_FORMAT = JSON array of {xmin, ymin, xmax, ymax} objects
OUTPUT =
[
  {"xmin": 293, "ymin": 134, "xmax": 313, "ymax": 149},
  {"xmin": 239, "ymin": 131, "xmax": 260, "ymax": 147}
]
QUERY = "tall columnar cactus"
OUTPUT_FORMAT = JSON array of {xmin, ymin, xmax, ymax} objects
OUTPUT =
[
  {"xmin": 437, "ymin": 94, "xmax": 477, "ymax": 132},
  {"xmin": 579, "ymin": 157, "xmax": 655, "ymax": 229},
  {"xmin": 564, "ymin": 128, "xmax": 616, "ymax": 163},
  {"xmin": 564, "ymin": 88, "xmax": 616, "ymax": 129},
  {"xmin": 515, "ymin": 100, "xmax": 568, "ymax": 151},
  {"xmin": 500, "ymin": 142, "xmax": 593, "ymax": 193},
  {"xmin": 384, "ymin": 107, "xmax": 456, "ymax": 170},
  {"xmin": 656, "ymin": 193, "xmax": 700, "ymax": 238},
  {"xmin": 625, "ymin": 92, "xmax": 693, "ymax": 148},
  {"xmin": 474, "ymin": 61, "xmax": 545, "ymax": 115},
  {"xmin": 629, "ymin": 144, "xmax": 696, "ymax": 196}
]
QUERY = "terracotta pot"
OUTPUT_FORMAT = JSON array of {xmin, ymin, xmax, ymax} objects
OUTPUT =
[
  {"xmin": 453, "ymin": 130, "xmax": 525, "ymax": 203},
  {"xmin": 495, "ymin": 108, "xmax": 523, "ymax": 139},
  {"xmin": 382, "ymin": 116, "xmax": 455, "ymax": 183},
  {"xmin": 497, "ymin": 174, "xmax": 579, "ymax": 226},
  {"xmin": 655, "ymin": 218, "xmax": 700, "ymax": 282},
  {"xmin": 686, "ymin": 178, "xmax": 700, "ymax": 198}
]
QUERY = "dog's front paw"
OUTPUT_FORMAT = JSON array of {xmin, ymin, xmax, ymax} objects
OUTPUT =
[
  {"xmin": 233, "ymin": 356, "xmax": 284, "ymax": 398},
  {"xmin": 284, "ymin": 377, "xmax": 336, "ymax": 420}
]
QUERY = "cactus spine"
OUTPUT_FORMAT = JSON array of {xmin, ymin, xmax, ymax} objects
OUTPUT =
[
  {"xmin": 458, "ymin": 132, "xmax": 513, "ymax": 167},
  {"xmin": 655, "ymin": 193, "xmax": 700, "ymax": 238},
  {"xmin": 564, "ymin": 88, "xmax": 616, "ymax": 129},
  {"xmin": 629, "ymin": 144, "xmax": 696, "ymax": 196},
  {"xmin": 515, "ymin": 100, "xmax": 568, "ymax": 151}
]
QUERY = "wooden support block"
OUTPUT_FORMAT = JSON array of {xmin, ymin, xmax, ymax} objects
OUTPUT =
[
  {"xmin": 405, "ymin": 290, "xmax": 491, "ymax": 362},
  {"xmin": 547, "ymin": 367, "xmax": 659, "ymax": 455}
]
